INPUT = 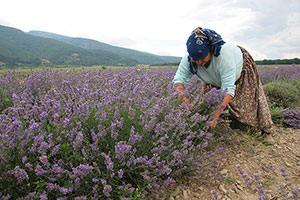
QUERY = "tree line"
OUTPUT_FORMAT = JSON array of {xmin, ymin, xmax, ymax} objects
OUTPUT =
[
  {"xmin": 255, "ymin": 58, "xmax": 300, "ymax": 65},
  {"xmin": 158, "ymin": 58, "xmax": 300, "ymax": 67}
]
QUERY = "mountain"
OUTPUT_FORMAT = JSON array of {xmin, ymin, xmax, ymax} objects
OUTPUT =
[
  {"xmin": 27, "ymin": 31, "xmax": 181, "ymax": 64},
  {"xmin": 0, "ymin": 25, "xmax": 140, "ymax": 67},
  {"xmin": 0, "ymin": 25, "xmax": 181, "ymax": 68}
]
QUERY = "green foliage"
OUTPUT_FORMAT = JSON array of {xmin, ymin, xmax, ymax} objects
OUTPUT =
[
  {"xmin": 265, "ymin": 80, "xmax": 300, "ymax": 129},
  {"xmin": 269, "ymin": 103, "xmax": 284, "ymax": 125},
  {"xmin": 256, "ymin": 58, "xmax": 300, "ymax": 65},
  {"xmin": 0, "ymin": 86, "xmax": 13, "ymax": 113},
  {"xmin": 264, "ymin": 81, "xmax": 300, "ymax": 108},
  {"xmin": 289, "ymin": 79, "xmax": 300, "ymax": 90}
]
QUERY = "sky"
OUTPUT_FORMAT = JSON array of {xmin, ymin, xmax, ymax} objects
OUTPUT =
[{"xmin": 0, "ymin": 0, "xmax": 300, "ymax": 60}]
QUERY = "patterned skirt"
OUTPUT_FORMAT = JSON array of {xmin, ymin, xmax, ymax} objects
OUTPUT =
[{"xmin": 203, "ymin": 46, "xmax": 273, "ymax": 131}]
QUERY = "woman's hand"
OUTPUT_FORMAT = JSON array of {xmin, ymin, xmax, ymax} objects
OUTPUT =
[
  {"xmin": 209, "ymin": 94, "xmax": 232, "ymax": 128},
  {"xmin": 182, "ymin": 96, "xmax": 192, "ymax": 111},
  {"xmin": 209, "ymin": 109, "xmax": 222, "ymax": 128},
  {"xmin": 175, "ymin": 83, "xmax": 192, "ymax": 111}
]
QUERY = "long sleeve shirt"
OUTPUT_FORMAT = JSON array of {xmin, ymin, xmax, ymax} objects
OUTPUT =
[{"xmin": 173, "ymin": 43, "xmax": 243, "ymax": 97}]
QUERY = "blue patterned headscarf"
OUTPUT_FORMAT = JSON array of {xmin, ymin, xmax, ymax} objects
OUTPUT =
[{"xmin": 187, "ymin": 27, "xmax": 225, "ymax": 74}]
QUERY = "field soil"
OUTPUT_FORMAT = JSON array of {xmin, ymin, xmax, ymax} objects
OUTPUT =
[{"xmin": 162, "ymin": 127, "xmax": 300, "ymax": 200}]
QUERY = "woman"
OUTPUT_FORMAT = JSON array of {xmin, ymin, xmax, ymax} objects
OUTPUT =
[{"xmin": 173, "ymin": 27, "xmax": 274, "ymax": 140}]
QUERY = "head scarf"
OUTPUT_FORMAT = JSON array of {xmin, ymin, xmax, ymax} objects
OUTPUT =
[
  {"xmin": 187, "ymin": 33, "xmax": 210, "ymax": 60},
  {"xmin": 187, "ymin": 27, "xmax": 225, "ymax": 74}
]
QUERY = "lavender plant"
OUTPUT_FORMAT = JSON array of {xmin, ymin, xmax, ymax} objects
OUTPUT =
[
  {"xmin": 236, "ymin": 163, "xmax": 299, "ymax": 200},
  {"xmin": 236, "ymin": 164, "xmax": 269, "ymax": 200},
  {"xmin": 0, "ymin": 68, "xmax": 226, "ymax": 199},
  {"xmin": 278, "ymin": 107, "xmax": 300, "ymax": 129},
  {"xmin": 263, "ymin": 81, "xmax": 300, "ymax": 109},
  {"xmin": 260, "ymin": 66, "xmax": 300, "ymax": 129}
]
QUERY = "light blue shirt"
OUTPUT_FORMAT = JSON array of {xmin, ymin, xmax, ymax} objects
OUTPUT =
[{"xmin": 173, "ymin": 43, "xmax": 243, "ymax": 97}]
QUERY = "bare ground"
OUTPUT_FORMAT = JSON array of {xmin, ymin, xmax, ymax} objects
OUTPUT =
[{"xmin": 161, "ymin": 127, "xmax": 300, "ymax": 200}]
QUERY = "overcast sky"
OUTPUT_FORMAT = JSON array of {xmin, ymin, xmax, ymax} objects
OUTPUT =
[{"xmin": 0, "ymin": 0, "xmax": 299, "ymax": 60}]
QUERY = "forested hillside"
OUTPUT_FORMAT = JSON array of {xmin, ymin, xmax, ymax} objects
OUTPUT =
[
  {"xmin": 27, "ymin": 31, "xmax": 181, "ymax": 64},
  {"xmin": 0, "ymin": 25, "xmax": 181, "ymax": 68}
]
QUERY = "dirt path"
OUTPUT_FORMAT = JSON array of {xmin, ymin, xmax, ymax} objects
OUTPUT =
[{"xmin": 163, "ymin": 127, "xmax": 300, "ymax": 200}]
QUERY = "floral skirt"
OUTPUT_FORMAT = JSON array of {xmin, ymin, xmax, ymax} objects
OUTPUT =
[{"xmin": 203, "ymin": 46, "xmax": 273, "ymax": 131}]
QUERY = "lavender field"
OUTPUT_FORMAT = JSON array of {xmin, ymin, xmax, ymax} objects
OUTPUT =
[
  {"xmin": 0, "ymin": 66, "xmax": 299, "ymax": 199},
  {"xmin": 258, "ymin": 65, "xmax": 300, "ymax": 84}
]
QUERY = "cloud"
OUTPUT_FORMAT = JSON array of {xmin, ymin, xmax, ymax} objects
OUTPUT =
[
  {"xmin": 0, "ymin": 0, "xmax": 299, "ymax": 59},
  {"xmin": 226, "ymin": 0, "xmax": 300, "ymax": 59},
  {"xmin": 181, "ymin": 0, "xmax": 300, "ymax": 59},
  {"xmin": 0, "ymin": 15, "xmax": 15, "ymax": 28}
]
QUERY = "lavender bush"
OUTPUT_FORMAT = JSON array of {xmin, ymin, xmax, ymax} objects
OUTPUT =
[
  {"xmin": 278, "ymin": 107, "xmax": 300, "ymax": 129},
  {"xmin": 259, "ymin": 66, "xmax": 300, "ymax": 129},
  {"xmin": 0, "ymin": 68, "xmax": 226, "ymax": 199},
  {"xmin": 263, "ymin": 81, "xmax": 300, "ymax": 109}
]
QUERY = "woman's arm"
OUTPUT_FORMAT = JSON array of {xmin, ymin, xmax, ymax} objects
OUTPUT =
[
  {"xmin": 172, "ymin": 54, "xmax": 193, "ymax": 86},
  {"xmin": 172, "ymin": 54, "xmax": 194, "ymax": 110}
]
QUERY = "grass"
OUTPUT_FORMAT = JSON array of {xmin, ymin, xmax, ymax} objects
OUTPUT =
[
  {"xmin": 261, "ymin": 175, "xmax": 276, "ymax": 190},
  {"xmin": 224, "ymin": 176, "xmax": 237, "ymax": 184}
]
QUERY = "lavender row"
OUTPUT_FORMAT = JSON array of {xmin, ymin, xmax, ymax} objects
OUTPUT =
[
  {"xmin": 0, "ymin": 68, "xmax": 225, "ymax": 199},
  {"xmin": 258, "ymin": 66, "xmax": 300, "ymax": 84}
]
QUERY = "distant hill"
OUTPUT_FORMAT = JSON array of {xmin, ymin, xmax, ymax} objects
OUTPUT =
[
  {"xmin": 0, "ymin": 25, "xmax": 139, "ymax": 67},
  {"xmin": 27, "ymin": 31, "xmax": 181, "ymax": 64},
  {"xmin": 0, "ymin": 25, "xmax": 181, "ymax": 68}
]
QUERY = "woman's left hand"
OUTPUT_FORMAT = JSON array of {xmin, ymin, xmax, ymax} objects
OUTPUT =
[{"xmin": 209, "ymin": 112, "xmax": 221, "ymax": 128}]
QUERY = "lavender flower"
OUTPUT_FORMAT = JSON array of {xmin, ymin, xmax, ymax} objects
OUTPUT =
[
  {"xmin": 13, "ymin": 166, "xmax": 29, "ymax": 183},
  {"xmin": 74, "ymin": 196, "xmax": 87, "ymax": 200},
  {"xmin": 118, "ymin": 169, "xmax": 124, "ymax": 178},
  {"xmin": 39, "ymin": 155, "xmax": 50, "ymax": 168},
  {"xmin": 39, "ymin": 192, "xmax": 48, "ymax": 200},
  {"xmin": 72, "ymin": 164, "xmax": 94, "ymax": 178},
  {"xmin": 292, "ymin": 189, "xmax": 299, "ymax": 199},
  {"xmin": 73, "ymin": 131, "xmax": 84, "ymax": 150},
  {"xmin": 34, "ymin": 164, "xmax": 47, "ymax": 176},
  {"xmin": 103, "ymin": 185, "xmax": 112, "ymax": 197},
  {"xmin": 101, "ymin": 153, "xmax": 114, "ymax": 171}
]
